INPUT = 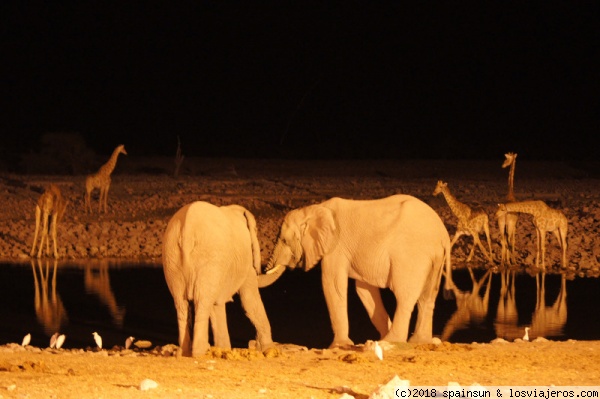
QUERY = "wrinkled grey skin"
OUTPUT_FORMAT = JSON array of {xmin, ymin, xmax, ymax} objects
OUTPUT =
[
  {"xmin": 265, "ymin": 195, "xmax": 454, "ymax": 348},
  {"xmin": 162, "ymin": 201, "xmax": 279, "ymax": 357}
]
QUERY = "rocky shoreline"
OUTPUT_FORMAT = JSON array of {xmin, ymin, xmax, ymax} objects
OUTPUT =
[{"xmin": 1, "ymin": 158, "xmax": 599, "ymax": 276}]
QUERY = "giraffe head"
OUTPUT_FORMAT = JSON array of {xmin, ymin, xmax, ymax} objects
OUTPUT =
[
  {"xmin": 496, "ymin": 203, "xmax": 508, "ymax": 218},
  {"xmin": 433, "ymin": 180, "xmax": 447, "ymax": 196},
  {"xmin": 116, "ymin": 144, "xmax": 128, "ymax": 155},
  {"xmin": 502, "ymin": 152, "xmax": 517, "ymax": 168}
]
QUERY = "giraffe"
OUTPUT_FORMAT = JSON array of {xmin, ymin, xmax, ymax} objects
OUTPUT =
[
  {"xmin": 498, "ymin": 200, "xmax": 568, "ymax": 270},
  {"xmin": 503, "ymin": 152, "xmax": 518, "ymax": 202},
  {"xmin": 497, "ymin": 152, "xmax": 519, "ymax": 267},
  {"xmin": 30, "ymin": 184, "xmax": 69, "ymax": 259},
  {"xmin": 433, "ymin": 180, "xmax": 493, "ymax": 262},
  {"xmin": 85, "ymin": 144, "xmax": 127, "ymax": 213}
]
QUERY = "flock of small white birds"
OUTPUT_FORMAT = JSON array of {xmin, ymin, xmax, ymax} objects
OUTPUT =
[{"xmin": 20, "ymin": 331, "xmax": 136, "ymax": 350}]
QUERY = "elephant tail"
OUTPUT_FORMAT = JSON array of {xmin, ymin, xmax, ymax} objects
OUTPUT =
[{"xmin": 442, "ymin": 243, "xmax": 456, "ymax": 300}]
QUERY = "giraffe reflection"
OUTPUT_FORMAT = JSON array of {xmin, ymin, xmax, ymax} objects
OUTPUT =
[
  {"xmin": 31, "ymin": 259, "xmax": 68, "ymax": 336},
  {"xmin": 530, "ymin": 273, "xmax": 567, "ymax": 340},
  {"xmin": 84, "ymin": 261, "xmax": 126, "ymax": 327},
  {"xmin": 441, "ymin": 268, "xmax": 492, "ymax": 341},
  {"xmin": 494, "ymin": 269, "xmax": 521, "ymax": 340}
]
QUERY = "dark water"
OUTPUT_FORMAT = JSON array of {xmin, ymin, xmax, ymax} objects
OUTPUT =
[{"xmin": 1, "ymin": 260, "xmax": 599, "ymax": 350}]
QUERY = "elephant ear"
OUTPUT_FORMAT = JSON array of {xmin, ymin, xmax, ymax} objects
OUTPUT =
[
  {"xmin": 243, "ymin": 209, "xmax": 262, "ymax": 275},
  {"xmin": 300, "ymin": 206, "xmax": 337, "ymax": 270}
]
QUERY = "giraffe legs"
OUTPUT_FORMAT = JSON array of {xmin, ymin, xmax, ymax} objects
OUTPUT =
[
  {"xmin": 99, "ymin": 183, "xmax": 110, "ymax": 213},
  {"xmin": 50, "ymin": 213, "xmax": 59, "ymax": 259},
  {"xmin": 30, "ymin": 205, "xmax": 42, "ymax": 257},
  {"xmin": 467, "ymin": 230, "xmax": 492, "ymax": 263},
  {"xmin": 553, "ymin": 227, "xmax": 568, "ymax": 269},
  {"xmin": 482, "ymin": 222, "xmax": 494, "ymax": 262},
  {"xmin": 506, "ymin": 214, "xmax": 518, "ymax": 264},
  {"xmin": 37, "ymin": 211, "xmax": 50, "ymax": 258}
]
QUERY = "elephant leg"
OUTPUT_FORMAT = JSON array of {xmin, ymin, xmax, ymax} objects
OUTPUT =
[
  {"xmin": 385, "ymin": 256, "xmax": 433, "ymax": 343},
  {"xmin": 355, "ymin": 280, "xmax": 391, "ymax": 338},
  {"xmin": 321, "ymin": 266, "xmax": 353, "ymax": 348},
  {"xmin": 174, "ymin": 298, "xmax": 192, "ymax": 357},
  {"xmin": 239, "ymin": 276, "xmax": 274, "ymax": 351},
  {"xmin": 408, "ymin": 264, "xmax": 441, "ymax": 343},
  {"xmin": 210, "ymin": 303, "xmax": 231, "ymax": 349},
  {"xmin": 192, "ymin": 299, "xmax": 212, "ymax": 357}
]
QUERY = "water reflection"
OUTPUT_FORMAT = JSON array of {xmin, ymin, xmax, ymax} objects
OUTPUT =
[
  {"xmin": 31, "ymin": 259, "xmax": 68, "ymax": 337},
  {"xmin": 84, "ymin": 261, "xmax": 126, "ymax": 328},
  {"xmin": 1, "ymin": 261, "xmax": 595, "ymax": 348},
  {"xmin": 441, "ymin": 268, "xmax": 492, "ymax": 341},
  {"xmin": 443, "ymin": 268, "xmax": 570, "ymax": 342},
  {"xmin": 530, "ymin": 273, "xmax": 567, "ymax": 340},
  {"xmin": 494, "ymin": 270, "xmax": 520, "ymax": 340}
]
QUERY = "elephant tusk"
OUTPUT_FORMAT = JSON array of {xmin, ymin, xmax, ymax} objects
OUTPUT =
[{"xmin": 265, "ymin": 264, "xmax": 284, "ymax": 275}]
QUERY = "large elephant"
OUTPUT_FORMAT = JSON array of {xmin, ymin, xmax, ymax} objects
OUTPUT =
[
  {"xmin": 162, "ymin": 201, "xmax": 281, "ymax": 357},
  {"xmin": 264, "ymin": 194, "xmax": 454, "ymax": 348}
]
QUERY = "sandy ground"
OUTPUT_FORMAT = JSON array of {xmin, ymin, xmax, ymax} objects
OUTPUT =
[{"xmin": 1, "ymin": 157, "xmax": 600, "ymax": 397}]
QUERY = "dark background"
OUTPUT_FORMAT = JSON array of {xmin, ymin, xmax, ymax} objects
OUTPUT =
[{"xmin": 2, "ymin": 2, "xmax": 598, "ymax": 160}]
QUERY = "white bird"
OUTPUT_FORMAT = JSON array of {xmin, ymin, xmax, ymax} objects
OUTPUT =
[
  {"xmin": 125, "ymin": 336, "xmax": 135, "ymax": 350},
  {"xmin": 21, "ymin": 333, "xmax": 31, "ymax": 347},
  {"xmin": 374, "ymin": 340, "xmax": 384, "ymax": 360},
  {"xmin": 523, "ymin": 327, "xmax": 530, "ymax": 342},
  {"xmin": 49, "ymin": 332, "xmax": 59, "ymax": 349},
  {"xmin": 92, "ymin": 331, "xmax": 103, "ymax": 349},
  {"xmin": 55, "ymin": 334, "xmax": 66, "ymax": 349}
]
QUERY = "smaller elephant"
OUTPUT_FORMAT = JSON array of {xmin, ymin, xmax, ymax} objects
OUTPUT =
[{"xmin": 162, "ymin": 201, "xmax": 278, "ymax": 357}]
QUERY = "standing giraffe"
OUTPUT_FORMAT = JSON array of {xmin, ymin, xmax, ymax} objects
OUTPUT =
[
  {"xmin": 498, "ymin": 201, "xmax": 568, "ymax": 270},
  {"xmin": 433, "ymin": 180, "xmax": 493, "ymax": 262},
  {"xmin": 497, "ymin": 152, "xmax": 519, "ymax": 267},
  {"xmin": 504, "ymin": 152, "xmax": 517, "ymax": 202},
  {"xmin": 30, "ymin": 184, "xmax": 69, "ymax": 259},
  {"xmin": 85, "ymin": 144, "xmax": 127, "ymax": 213}
]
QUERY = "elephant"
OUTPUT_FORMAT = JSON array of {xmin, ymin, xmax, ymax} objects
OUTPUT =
[
  {"xmin": 264, "ymin": 194, "xmax": 455, "ymax": 348},
  {"xmin": 162, "ymin": 201, "xmax": 282, "ymax": 357}
]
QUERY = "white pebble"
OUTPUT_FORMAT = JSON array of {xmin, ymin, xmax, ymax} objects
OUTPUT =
[{"xmin": 139, "ymin": 378, "xmax": 159, "ymax": 391}]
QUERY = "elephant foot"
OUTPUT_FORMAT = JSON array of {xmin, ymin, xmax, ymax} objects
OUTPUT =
[
  {"xmin": 329, "ymin": 338, "xmax": 354, "ymax": 350},
  {"xmin": 408, "ymin": 333, "xmax": 433, "ymax": 344},
  {"xmin": 252, "ymin": 339, "xmax": 276, "ymax": 352}
]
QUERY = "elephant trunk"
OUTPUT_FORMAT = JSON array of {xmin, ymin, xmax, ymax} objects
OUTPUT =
[{"xmin": 257, "ymin": 263, "xmax": 286, "ymax": 288}]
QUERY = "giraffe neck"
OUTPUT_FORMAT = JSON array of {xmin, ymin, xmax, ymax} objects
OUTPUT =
[
  {"xmin": 507, "ymin": 159, "xmax": 516, "ymax": 202},
  {"xmin": 99, "ymin": 148, "xmax": 122, "ymax": 175},
  {"xmin": 440, "ymin": 187, "xmax": 469, "ymax": 219}
]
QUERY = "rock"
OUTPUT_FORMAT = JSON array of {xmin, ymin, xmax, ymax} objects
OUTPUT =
[{"xmin": 139, "ymin": 378, "xmax": 158, "ymax": 391}]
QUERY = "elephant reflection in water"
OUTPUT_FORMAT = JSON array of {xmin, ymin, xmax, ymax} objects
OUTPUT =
[
  {"xmin": 84, "ymin": 261, "xmax": 126, "ymax": 327},
  {"xmin": 494, "ymin": 270, "xmax": 521, "ymax": 340},
  {"xmin": 529, "ymin": 273, "xmax": 567, "ymax": 340},
  {"xmin": 441, "ymin": 268, "xmax": 492, "ymax": 341},
  {"xmin": 31, "ymin": 259, "xmax": 68, "ymax": 336}
]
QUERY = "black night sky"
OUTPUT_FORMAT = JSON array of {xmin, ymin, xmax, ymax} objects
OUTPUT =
[{"xmin": 2, "ymin": 2, "xmax": 598, "ymax": 160}]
